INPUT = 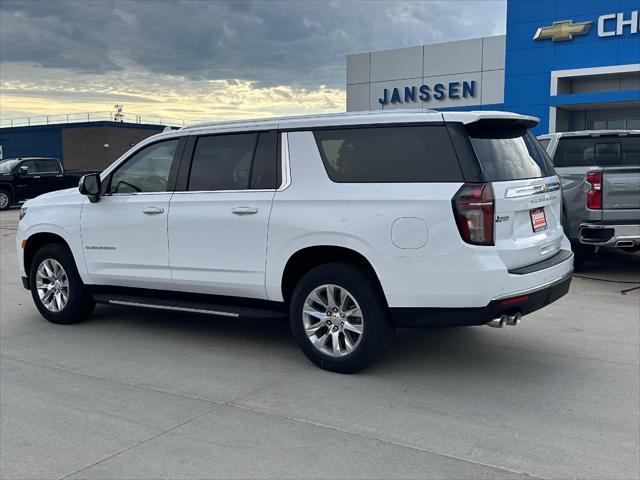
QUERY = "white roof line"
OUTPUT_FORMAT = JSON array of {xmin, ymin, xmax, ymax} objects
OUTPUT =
[{"xmin": 181, "ymin": 109, "xmax": 440, "ymax": 131}]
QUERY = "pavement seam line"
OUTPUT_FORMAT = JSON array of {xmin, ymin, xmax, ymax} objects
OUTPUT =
[
  {"xmin": 58, "ymin": 406, "xmax": 222, "ymax": 480},
  {"xmin": 221, "ymin": 401, "xmax": 544, "ymax": 479},
  {"xmin": 1, "ymin": 353, "xmax": 225, "ymax": 405}
]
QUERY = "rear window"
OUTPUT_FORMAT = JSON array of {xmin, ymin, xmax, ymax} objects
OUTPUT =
[
  {"xmin": 553, "ymin": 136, "xmax": 640, "ymax": 167},
  {"xmin": 313, "ymin": 125, "xmax": 463, "ymax": 183},
  {"xmin": 538, "ymin": 138, "xmax": 550, "ymax": 151},
  {"xmin": 467, "ymin": 126, "xmax": 554, "ymax": 181}
]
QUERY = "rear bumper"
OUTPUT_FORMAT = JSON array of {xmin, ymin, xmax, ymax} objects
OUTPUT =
[
  {"xmin": 579, "ymin": 223, "xmax": 640, "ymax": 247},
  {"xmin": 391, "ymin": 269, "xmax": 573, "ymax": 327}
]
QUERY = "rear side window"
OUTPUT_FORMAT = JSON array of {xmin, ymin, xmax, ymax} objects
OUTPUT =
[
  {"xmin": 553, "ymin": 136, "xmax": 640, "ymax": 167},
  {"xmin": 35, "ymin": 159, "xmax": 60, "ymax": 173},
  {"xmin": 188, "ymin": 133, "xmax": 258, "ymax": 191},
  {"xmin": 250, "ymin": 132, "xmax": 279, "ymax": 189},
  {"xmin": 313, "ymin": 126, "xmax": 463, "ymax": 183},
  {"xmin": 467, "ymin": 126, "xmax": 553, "ymax": 181}
]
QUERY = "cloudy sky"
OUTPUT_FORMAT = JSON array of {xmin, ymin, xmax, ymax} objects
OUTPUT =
[{"xmin": 0, "ymin": 0, "xmax": 506, "ymax": 124}]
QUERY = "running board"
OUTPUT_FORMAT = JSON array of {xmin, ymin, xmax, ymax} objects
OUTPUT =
[{"xmin": 92, "ymin": 294, "xmax": 287, "ymax": 319}]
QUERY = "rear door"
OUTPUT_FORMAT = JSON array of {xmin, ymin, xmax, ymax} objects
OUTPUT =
[
  {"xmin": 168, "ymin": 130, "xmax": 279, "ymax": 299},
  {"xmin": 35, "ymin": 158, "xmax": 64, "ymax": 193},
  {"xmin": 465, "ymin": 122, "xmax": 564, "ymax": 270}
]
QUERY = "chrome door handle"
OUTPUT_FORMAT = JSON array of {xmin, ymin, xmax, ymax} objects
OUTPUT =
[
  {"xmin": 142, "ymin": 207, "xmax": 165, "ymax": 215},
  {"xmin": 231, "ymin": 206, "xmax": 258, "ymax": 215}
]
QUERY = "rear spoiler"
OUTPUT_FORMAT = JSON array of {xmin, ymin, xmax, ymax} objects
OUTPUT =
[{"xmin": 442, "ymin": 111, "xmax": 539, "ymax": 130}]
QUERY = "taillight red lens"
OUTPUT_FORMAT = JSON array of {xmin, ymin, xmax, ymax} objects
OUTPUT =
[
  {"xmin": 586, "ymin": 171, "xmax": 602, "ymax": 210},
  {"xmin": 452, "ymin": 183, "xmax": 495, "ymax": 246}
]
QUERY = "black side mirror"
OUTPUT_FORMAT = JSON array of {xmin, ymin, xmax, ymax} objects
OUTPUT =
[
  {"xmin": 19, "ymin": 165, "xmax": 29, "ymax": 175},
  {"xmin": 79, "ymin": 173, "xmax": 101, "ymax": 203}
]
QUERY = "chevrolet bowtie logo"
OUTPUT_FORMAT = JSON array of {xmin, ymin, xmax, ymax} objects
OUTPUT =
[{"xmin": 533, "ymin": 20, "xmax": 592, "ymax": 42}]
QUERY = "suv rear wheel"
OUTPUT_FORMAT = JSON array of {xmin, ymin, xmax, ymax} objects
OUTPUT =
[
  {"xmin": 29, "ymin": 244, "xmax": 95, "ymax": 324},
  {"xmin": 289, "ymin": 262, "xmax": 394, "ymax": 373}
]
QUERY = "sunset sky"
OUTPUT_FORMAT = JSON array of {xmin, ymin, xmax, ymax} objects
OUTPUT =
[{"xmin": 1, "ymin": 0, "xmax": 506, "ymax": 125}]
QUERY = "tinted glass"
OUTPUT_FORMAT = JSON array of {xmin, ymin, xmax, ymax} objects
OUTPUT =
[
  {"xmin": 250, "ymin": 132, "xmax": 279, "ymax": 189},
  {"xmin": 36, "ymin": 159, "xmax": 59, "ymax": 173},
  {"xmin": 313, "ymin": 126, "xmax": 462, "ymax": 183},
  {"xmin": 554, "ymin": 136, "xmax": 640, "ymax": 167},
  {"xmin": 20, "ymin": 160, "xmax": 36, "ymax": 173},
  {"xmin": 189, "ymin": 133, "xmax": 258, "ymax": 191},
  {"xmin": 110, "ymin": 139, "xmax": 178, "ymax": 193},
  {"xmin": 468, "ymin": 128, "xmax": 553, "ymax": 181},
  {"xmin": 538, "ymin": 138, "xmax": 550, "ymax": 151}
]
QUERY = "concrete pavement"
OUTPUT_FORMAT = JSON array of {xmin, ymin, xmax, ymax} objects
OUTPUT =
[{"xmin": 1, "ymin": 208, "xmax": 638, "ymax": 479}]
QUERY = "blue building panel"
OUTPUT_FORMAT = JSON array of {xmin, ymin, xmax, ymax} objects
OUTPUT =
[
  {"xmin": 0, "ymin": 126, "xmax": 63, "ymax": 160},
  {"xmin": 504, "ymin": 0, "xmax": 640, "ymax": 134}
]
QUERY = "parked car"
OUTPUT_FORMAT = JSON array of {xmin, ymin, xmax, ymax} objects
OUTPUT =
[
  {"xmin": 17, "ymin": 110, "xmax": 574, "ymax": 372},
  {"xmin": 0, "ymin": 157, "xmax": 99, "ymax": 210},
  {"xmin": 538, "ymin": 130, "xmax": 640, "ymax": 270}
]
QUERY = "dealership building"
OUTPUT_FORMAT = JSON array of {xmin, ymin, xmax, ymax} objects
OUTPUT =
[{"xmin": 347, "ymin": 0, "xmax": 640, "ymax": 134}]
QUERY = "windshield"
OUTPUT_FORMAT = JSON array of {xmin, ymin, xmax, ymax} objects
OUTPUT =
[{"xmin": 0, "ymin": 160, "xmax": 20, "ymax": 174}]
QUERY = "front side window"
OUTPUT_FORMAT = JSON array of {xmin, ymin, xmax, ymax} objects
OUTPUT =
[
  {"xmin": 313, "ymin": 126, "xmax": 463, "ymax": 183},
  {"xmin": 20, "ymin": 160, "xmax": 37, "ymax": 174},
  {"xmin": 109, "ymin": 139, "xmax": 178, "ymax": 193},
  {"xmin": 188, "ymin": 133, "xmax": 258, "ymax": 191}
]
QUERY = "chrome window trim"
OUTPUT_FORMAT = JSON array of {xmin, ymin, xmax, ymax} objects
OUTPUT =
[
  {"xmin": 170, "ymin": 189, "xmax": 276, "ymax": 195},
  {"xmin": 277, "ymin": 131, "xmax": 291, "ymax": 192}
]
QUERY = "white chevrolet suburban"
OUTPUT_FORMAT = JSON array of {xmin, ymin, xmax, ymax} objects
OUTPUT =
[{"xmin": 17, "ymin": 110, "xmax": 574, "ymax": 372}]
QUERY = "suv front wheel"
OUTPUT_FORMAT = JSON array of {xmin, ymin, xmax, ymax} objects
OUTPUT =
[
  {"xmin": 289, "ymin": 262, "xmax": 395, "ymax": 373},
  {"xmin": 29, "ymin": 244, "xmax": 95, "ymax": 324}
]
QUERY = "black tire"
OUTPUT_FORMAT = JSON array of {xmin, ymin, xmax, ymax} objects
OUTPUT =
[
  {"xmin": 29, "ymin": 243, "xmax": 95, "ymax": 324},
  {"xmin": 571, "ymin": 241, "xmax": 590, "ymax": 272},
  {"xmin": 0, "ymin": 189, "xmax": 12, "ymax": 211},
  {"xmin": 289, "ymin": 262, "xmax": 395, "ymax": 373}
]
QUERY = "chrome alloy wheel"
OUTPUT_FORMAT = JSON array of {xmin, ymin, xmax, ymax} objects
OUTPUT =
[
  {"xmin": 0, "ymin": 192, "xmax": 9, "ymax": 209},
  {"xmin": 302, "ymin": 284, "xmax": 364, "ymax": 357},
  {"xmin": 35, "ymin": 259, "xmax": 70, "ymax": 312}
]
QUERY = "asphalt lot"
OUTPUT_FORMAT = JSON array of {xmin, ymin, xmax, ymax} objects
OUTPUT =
[{"xmin": 1, "ymin": 207, "xmax": 638, "ymax": 480}]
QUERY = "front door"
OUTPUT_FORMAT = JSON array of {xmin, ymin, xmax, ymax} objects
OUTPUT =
[
  {"xmin": 80, "ymin": 138, "xmax": 181, "ymax": 289},
  {"xmin": 168, "ymin": 131, "xmax": 279, "ymax": 299},
  {"xmin": 15, "ymin": 159, "xmax": 45, "ymax": 199}
]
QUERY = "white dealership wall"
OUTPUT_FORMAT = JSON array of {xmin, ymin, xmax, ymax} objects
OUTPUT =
[{"xmin": 347, "ymin": 35, "xmax": 506, "ymax": 111}]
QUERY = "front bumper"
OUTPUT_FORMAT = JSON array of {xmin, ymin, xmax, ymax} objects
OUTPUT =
[
  {"xmin": 391, "ymin": 269, "xmax": 573, "ymax": 327},
  {"xmin": 579, "ymin": 223, "xmax": 640, "ymax": 247}
]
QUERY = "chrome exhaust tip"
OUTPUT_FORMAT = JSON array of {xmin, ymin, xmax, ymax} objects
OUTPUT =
[
  {"xmin": 487, "ymin": 315, "xmax": 507, "ymax": 328},
  {"xmin": 506, "ymin": 312, "xmax": 522, "ymax": 326},
  {"xmin": 615, "ymin": 240, "xmax": 635, "ymax": 248}
]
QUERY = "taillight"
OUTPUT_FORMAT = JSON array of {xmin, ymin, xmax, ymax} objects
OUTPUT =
[
  {"xmin": 586, "ymin": 171, "xmax": 602, "ymax": 210},
  {"xmin": 452, "ymin": 183, "xmax": 495, "ymax": 246}
]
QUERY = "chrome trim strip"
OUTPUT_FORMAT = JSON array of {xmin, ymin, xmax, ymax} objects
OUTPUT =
[
  {"xmin": 277, "ymin": 132, "xmax": 292, "ymax": 192},
  {"xmin": 108, "ymin": 300, "xmax": 239, "ymax": 317},
  {"xmin": 492, "ymin": 269, "xmax": 573, "ymax": 301},
  {"xmin": 505, "ymin": 182, "xmax": 560, "ymax": 199}
]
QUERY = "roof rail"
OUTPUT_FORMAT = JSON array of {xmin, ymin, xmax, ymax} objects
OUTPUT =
[{"xmin": 180, "ymin": 109, "xmax": 439, "ymax": 130}]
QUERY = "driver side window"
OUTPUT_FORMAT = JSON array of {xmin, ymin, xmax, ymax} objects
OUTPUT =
[{"xmin": 109, "ymin": 139, "xmax": 179, "ymax": 194}]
